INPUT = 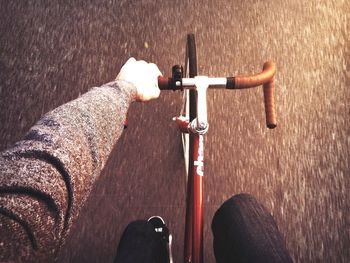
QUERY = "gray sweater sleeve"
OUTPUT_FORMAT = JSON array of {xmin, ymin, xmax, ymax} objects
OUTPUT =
[{"xmin": 0, "ymin": 80, "xmax": 136, "ymax": 262}]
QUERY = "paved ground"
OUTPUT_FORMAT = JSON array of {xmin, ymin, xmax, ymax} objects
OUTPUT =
[{"xmin": 0, "ymin": 0, "xmax": 349, "ymax": 262}]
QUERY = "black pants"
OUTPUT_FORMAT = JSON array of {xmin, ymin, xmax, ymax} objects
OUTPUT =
[{"xmin": 114, "ymin": 194, "xmax": 293, "ymax": 263}]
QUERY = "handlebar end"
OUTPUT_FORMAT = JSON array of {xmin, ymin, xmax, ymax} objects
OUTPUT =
[
  {"xmin": 267, "ymin": 123, "xmax": 277, "ymax": 129},
  {"xmin": 158, "ymin": 76, "xmax": 171, "ymax": 90},
  {"xmin": 263, "ymin": 78, "xmax": 277, "ymax": 129}
]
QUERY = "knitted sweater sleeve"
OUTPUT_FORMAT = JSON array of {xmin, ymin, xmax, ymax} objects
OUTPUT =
[{"xmin": 0, "ymin": 80, "xmax": 136, "ymax": 262}]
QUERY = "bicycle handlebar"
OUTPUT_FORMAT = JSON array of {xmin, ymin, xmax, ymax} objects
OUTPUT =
[
  {"xmin": 232, "ymin": 61, "xmax": 276, "ymax": 128},
  {"xmin": 158, "ymin": 61, "xmax": 277, "ymax": 129},
  {"xmin": 158, "ymin": 77, "xmax": 172, "ymax": 90}
]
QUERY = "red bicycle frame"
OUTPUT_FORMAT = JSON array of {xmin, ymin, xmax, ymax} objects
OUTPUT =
[{"xmin": 185, "ymin": 133, "xmax": 204, "ymax": 263}]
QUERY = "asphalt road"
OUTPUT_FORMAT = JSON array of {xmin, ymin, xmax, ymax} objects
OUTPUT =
[{"xmin": 0, "ymin": 0, "xmax": 349, "ymax": 262}]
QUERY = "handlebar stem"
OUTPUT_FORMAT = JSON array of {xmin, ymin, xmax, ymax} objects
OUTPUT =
[{"xmin": 194, "ymin": 76, "xmax": 209, "ymax": 133}]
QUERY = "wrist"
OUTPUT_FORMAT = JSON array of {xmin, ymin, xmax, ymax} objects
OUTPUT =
[
  {"xmin": 114, "ymin": 79, "xmax": 138, "ymax": 102},
  {"xmin": 102, "ymin": 80, "xmax": 138, "ymax": 103}
]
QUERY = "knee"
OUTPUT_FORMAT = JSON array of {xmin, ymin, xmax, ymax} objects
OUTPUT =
[
  {"xmin": 211, "ymin": 193, "xmax": 263, "ymax": 235},
  {"xmin": 122, "ymin": 220, "xmax": 155, "ymax": 238},
  {"xmin": 223, "ymin": 193, "xmax": 259, "ymax": 207}
]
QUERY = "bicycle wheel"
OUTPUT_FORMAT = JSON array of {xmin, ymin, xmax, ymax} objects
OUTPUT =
[
  {"xmin": 183, "ymin": 33, "xmax": 199, "ymax": 263},
  {"xmin": 181, "ymin": 34, "xmax": 198, "ymax": 177}
]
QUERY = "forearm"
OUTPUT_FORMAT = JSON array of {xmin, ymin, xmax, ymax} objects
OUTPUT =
[{"xmin": 0, "ymin": 80, "xmax": 136, "ymax": 262}]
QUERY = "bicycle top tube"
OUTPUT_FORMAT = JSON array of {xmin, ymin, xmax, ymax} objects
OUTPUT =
[{"xmin": 158, "ymin": 61, "xmax": 277, "ymax": 129}]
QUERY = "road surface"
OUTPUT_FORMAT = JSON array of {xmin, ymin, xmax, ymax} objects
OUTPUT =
[{"xmin": 0, "ymin": 0, "xmax": 348, "ymax": 262}]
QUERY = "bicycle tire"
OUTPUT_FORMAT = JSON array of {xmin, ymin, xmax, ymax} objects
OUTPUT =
[
  {"xmin": 186, "ymin": 34, "xmax": 198, "ymax": 120},
  {"xmin": 181, "ymin": 34, "xmax": 198, "ymax": 178},
  {"xmin": 183, "ymin": 33, "xmax": 202, "ymax": 263}
]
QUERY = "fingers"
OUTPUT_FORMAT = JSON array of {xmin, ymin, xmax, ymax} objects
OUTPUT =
[
  {"xmin": 124, "ymin": 57, "xmax": 136, "ymax": 65},
  {"xmin": 148, "ymin": 63, "xmax": 163, "ymax": 77},
  {"xmin": 116, "ymin": 57, "xmax": 162, "ymax": 102},
  {"xmin": 146, "ymin": 63, "xmax": 161, "ymax": 100}
]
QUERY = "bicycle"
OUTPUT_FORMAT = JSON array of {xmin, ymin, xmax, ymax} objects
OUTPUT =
[{"xmin": 157, "ymin": 33, "xmax": 276, "ymax": 263}]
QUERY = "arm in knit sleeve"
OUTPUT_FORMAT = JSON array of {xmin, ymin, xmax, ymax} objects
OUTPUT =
[{"xmin": 0, "ymin": 80, "xmax": 136, "ymax": 262}]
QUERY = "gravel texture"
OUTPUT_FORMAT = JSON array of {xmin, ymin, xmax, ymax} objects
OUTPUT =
[{"xmin": 0, "ymin": 1, "xmax": 348, "ymax": 262}]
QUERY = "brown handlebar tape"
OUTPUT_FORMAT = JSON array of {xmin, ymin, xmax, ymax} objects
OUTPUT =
[
  {"xmin": 235, "ymin": 61, "xmax": 277, "ymax": 128},
  {"xmin": 234, "ymin": 61, "xmax": 276, "ymax": 89},
  {"xmin": 263, "ymin": 77, "xmax": 277, "ymax": 129},
  {"xmin": 158, "ymin": 76, "xmax": 171, "ymax": 90}
]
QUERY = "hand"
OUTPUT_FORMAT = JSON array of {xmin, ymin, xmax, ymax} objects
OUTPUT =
[{"xmin": 116, "ymin": 57, "xmax": 162, "ymax": 102}]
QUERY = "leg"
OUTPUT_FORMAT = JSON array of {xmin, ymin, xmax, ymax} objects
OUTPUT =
[
  {"xmin": 211, "ymin": 193, "xmax": 293, "ymax": 263},
  {"xmin": 114, "ymin": 220, "xmax": 168, "ymax": 263}
]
